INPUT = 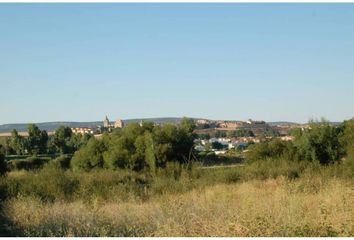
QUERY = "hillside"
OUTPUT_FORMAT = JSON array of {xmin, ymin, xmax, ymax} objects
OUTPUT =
[
  {"xmin": 0, "ymin": 118, "xmax": 342, "ymax": 133},
  {"xmin": 0, "ymin": 118, "xmax": 183, "ymax": 133}
]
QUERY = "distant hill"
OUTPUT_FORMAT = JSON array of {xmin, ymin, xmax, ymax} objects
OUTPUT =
[
  {"xmin": 0, "ymin": 118, "xmax": 183, "ymax": 133},
  {"xmin": 124, "ymin": 117, "xmax": 182, "ymax": 124},
  {"xmin": 268, "ymin": 121, "xmax": 342, "ymax": 127},
  {"xmin": 0, "ymin": 118, "xmax": 344, "ymax": 133},
  {"xmin": 268, "ymin": 122, "xmax": 301, "ymax": 126},
  {"xmin": 0, "ymin": 122, "xmax": 102, "ymax": 133}
]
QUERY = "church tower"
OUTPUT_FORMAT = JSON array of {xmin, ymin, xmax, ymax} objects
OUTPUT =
[{"xmin": 103, "ymin": 115, "xmax": 110, "ymax": 128}]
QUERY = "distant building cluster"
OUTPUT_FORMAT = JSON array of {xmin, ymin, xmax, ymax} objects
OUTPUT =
[
  {"xmin": 71, "ymin": 127, "xmax": 94, "ymax": 135},
  {"xmin": 71, "ymin": 116, "xmax": 125, "ymax": 135},
  {"xmin": 193, "ymin": 118, "xmax": 301, "ymax": 155},
  {"xmin": 196, "ymin": 118, "xmax": 270, "ymax": 132},
  {"xmin": 194, "ymin": 136, "xmax": 261, "ymax": 155}
]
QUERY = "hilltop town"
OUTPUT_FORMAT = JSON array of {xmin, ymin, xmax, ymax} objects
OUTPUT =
[
  {"xmin": 66, "ymin": 116, "xmax": 309, "ymax": 156},
  {"xmin": 70, "ymin": 116, "xmax": 125, "ymax": 135}
]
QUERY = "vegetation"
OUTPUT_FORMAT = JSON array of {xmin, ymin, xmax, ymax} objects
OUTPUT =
[
  {"xmin": 71, "ymin": 118, "xmax": 196, "ymax": 171},
  {"xmin": 227, "ymin": 129, "xmax": 255, "ymax": 138},
  {"xmin": 2, "ymin": 125, "xmax": 92, "ymax": 156},
  {"xmin": 0, "ymin": 152, "xmax": 7, "ymax": 176},
  {"xmin": 246, "ymin": 120, "xmax": 347, "ymax": 165},
  {"xmin": 0, "ymin": 118, "xmax": 353, "ymax": 236},
  {"xmin": 198, "ymin": 128, "xmax": 278, "ymax": 139},
  {"xmin": 2, "ymin": 177, "xmax": 353, "ymax": 237}
]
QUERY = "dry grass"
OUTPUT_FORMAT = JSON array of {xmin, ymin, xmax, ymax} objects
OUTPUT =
[{"xmin": 3, "ymin": 176, "xmax": 354, "ymax": 237}]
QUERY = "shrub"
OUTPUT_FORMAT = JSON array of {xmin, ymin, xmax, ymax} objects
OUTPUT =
[
  {"xmin": 7, "ymin": 156, "xmax": 50, "ymax": 171},
  {"xmin": 292, "ymin": 122, "xmax": 343, "ymax": 165},
  {"xmin": 14, "ymin": 164, "xmax": 79, "ymax": 202},
  {"xmin": 243, "ymin": 157, "xmax": 309, "ymax": 180},
  {"xmin": 245, "ymin": 139, "xmax": 295, "ymax": 163},
  {"xmin": 0, "ymin": 152, "xmax": 7, "ymax": 176},
  {"xmin": 52, "ymin": 154, "xmax": 72, "ymax": 170},
  {"xmin": 73, "ymin": 170, "xmax": 146, "ymax": 203},
  {"xmin": 71, "ymin": 138, "xmax": 106, "ymax": 171},
  {"xmin": 72, "ymin": 118, "xmax": 196, "ymax": 172}
]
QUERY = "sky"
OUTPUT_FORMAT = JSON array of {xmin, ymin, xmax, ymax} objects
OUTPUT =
[{"xmin": 0, "ymin": 3, "xmax": 354, "ymax": 124}]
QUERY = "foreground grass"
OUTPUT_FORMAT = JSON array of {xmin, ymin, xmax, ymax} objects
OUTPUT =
[{"xmin": 3, "ymin": 176, "xmax": 354, "ymax": 237}]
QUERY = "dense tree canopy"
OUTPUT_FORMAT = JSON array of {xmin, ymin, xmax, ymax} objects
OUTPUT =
[
  {"xmin": 292, "ymin": 121, "xmax": 343, "ymax": 164},
  {"xmin": 49, "ymin": 126, "xmax": 74, "ymax": 154},
  {"xmin": 9, "ymin": 129, "xmax": 26, "ymax": 155},
  {"xmin": 246, "ymin": 139, "xmax": 294, "ymax": 163},
  {"xmin": 71, "ymin": 118, "xmax": 196, "ymax": 172},
  {"xmin": 246, "ymin": 120, "xmax": 345, "ymax": 165},
  {"xmin": 27, "ymin": 124, "xmax": 48, "ymax": 155},
  {"xmin": 227, "ymin": 129, "xmax": 255, "ymax": 138},
  {"xmin": 5, "ymin": 125, "xmax": 92, "ymax": 156}
]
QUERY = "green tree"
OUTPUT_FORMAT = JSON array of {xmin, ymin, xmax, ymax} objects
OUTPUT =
[
  {"xmin": 72, "ymin": 118, "xmax": 196, "ymax": 171},
  {"xmin": 10, "ymin": 129, "xmax": 26, "ymax": 155},
  {"xmin": 340, "ymin": 119, "xmax": 354, "ymax": 156},
  {"xmin": 211, "ymin": 141, "xmax": 225, "ymax": 150},
  {"xmin": 227, "ymin": 129, "xmax": 255, "ymax": 138},
  {"xmin": 51, "ymin": 126, "xmax": 74, "ymax": 154},
  {"xmin": 39, "ymin": 130, "xmax": 49, "ymax": 153},
  {"xmin": 292, "ymin": 121, "xmax": 342, "ymax": 165},
  {"xmin": 215, "ymin": 131, "xmax": 227, "ymax": 138},
  {"xmin": 103, "ymin": 135, "xmax": 132, "ymax": 170},
  {"xmin": 145, "ymin": 132, "xmax": 156, "ymax": 175},
  {"xmin": 71, "ymin": 138, "xmax": 106, "ymax": 171},
  {"xmin": 245, "ymin": 139, "xmax": 294, "ymax": 163},
  {"xmin": 27, "ymin": 124, "xmax": 48, "ymax": 154}
]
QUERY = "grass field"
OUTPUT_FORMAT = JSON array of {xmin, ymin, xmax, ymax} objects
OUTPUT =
[
  {"xmin": 2, "ymin": 177, "xmax": 354, "ymax": 237},
  {"xmin": 0, "ymin": 160, "xmax": 353, "ymax": 237}
]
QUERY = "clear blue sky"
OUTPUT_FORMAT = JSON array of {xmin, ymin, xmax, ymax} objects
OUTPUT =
[{"xmin": 0, "ymin": 3, "xmax": 353, "ymax": 124}]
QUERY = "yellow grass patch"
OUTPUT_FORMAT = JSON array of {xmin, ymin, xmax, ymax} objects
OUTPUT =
[{"xmin": 3, "ymin": 177, "xmax": 354, "ymax": 237}]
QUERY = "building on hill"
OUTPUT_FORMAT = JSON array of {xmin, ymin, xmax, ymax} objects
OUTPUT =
[
  {"xmin": 217, "ymin": 121, "xmax": 244, "ymax": 129},
  {"xmin": 196, "ymin": 119, "xmax": 217, "ymax": 129},
  {"xmin": 246, "ymin": 119, "xmax": 266, "ymax": 126},
  {"xmin": 57, "ymin": 116, "xmax": 125, "ymax": 135},
  {"xmin": 114, "ymin": 119, "xmax": 124, "ymax": 128},
  {"xmin": 99, "ymin": 116, "xmax": 125, "ymax": 133},
  {"xmin": 196, "ymin": 119, "xmax": 210, "ymax": 125},
  {"xmin": 71, "ymin": 127, "xmax": 94, "ymax": 135}
]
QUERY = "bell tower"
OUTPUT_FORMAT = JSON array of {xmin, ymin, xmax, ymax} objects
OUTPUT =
[{"xmin": 103, "ymin": 115, "xmax": 110, "ymax": 128}]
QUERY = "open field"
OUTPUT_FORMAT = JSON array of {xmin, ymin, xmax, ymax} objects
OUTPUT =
[
  {"xmin": 0, "ymin": 158, "xmax": 354, "ymax": 237},
  {"xmin": 1, "ymin": 176, "xmax": 354, "ymax": 237}
]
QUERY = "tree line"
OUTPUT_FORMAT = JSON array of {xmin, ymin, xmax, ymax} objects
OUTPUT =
[
  {"xmin": 0, "ymin": 124, "xmax": 93, "ymax": 156},
  {"xmin": 1, "ymin": 118, "xmax": 353, "ymax": 175},
  {"xmin": 246, "ymin": 119, "xmax": 354, "ymax": 165},
  {"xmin": 71, "ymin": 118, "xmax": 196, "ymax": 172}
]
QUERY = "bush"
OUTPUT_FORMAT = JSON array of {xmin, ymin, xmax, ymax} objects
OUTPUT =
[
  {"xmin": 242, "ymin": 157, "xmax": 309, "ymax": 180},
  {"xmin": 341, "ymin": 155, "xmax": 354, "ymax": 178},
  {"xmin": 292, "ymin": 122, "xmax": 343, "ymax": 165},
  {"xmin": 245, "ymin": 139, "xmax": 295, "ymax": 163},
  {"xmin": 0, "ymin": 152, "xmax": 7, "ymax": 176},
  {"xmin": 71, "ymin": 138, "xmax": 106, "ymax": 171},
  {"xmin": 4, "ymin": 164, "xmax": 79, "ymax": 202},
  {"xmin": 73, "ymin": 170, "xmax": 146, "ymax": 203},
  {"xmin": 7, "ymin": 156, "xmax": 50, "ymax": 171},
  {"xmin": 72, "ymin": 118, "xmax": 196, "ymax": 172},
  {"xmin": 246, "ymin": 122, "xmax": 344, "ymax": 166},
  {"xmin": 53, "ymin": 154, "xmax": 72, "ymax": 170}
]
